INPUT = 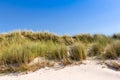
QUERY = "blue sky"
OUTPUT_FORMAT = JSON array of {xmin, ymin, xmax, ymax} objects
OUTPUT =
[{"xmin": 0, "ymin": 0, "xmax": 120, "ymax": 35}]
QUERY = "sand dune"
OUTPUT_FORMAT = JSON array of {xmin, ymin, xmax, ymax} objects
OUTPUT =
[{"xmin": 0, "ymin": 60, "xmax": 120, "ymax": 80}]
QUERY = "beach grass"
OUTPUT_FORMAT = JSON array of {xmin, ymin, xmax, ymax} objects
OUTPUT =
[{"xmin": 0, "ymin": 31, "xmax": 120, "ymax": 73}]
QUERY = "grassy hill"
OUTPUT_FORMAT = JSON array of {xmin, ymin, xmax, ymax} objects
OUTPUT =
[{"xmin": 0, "ymin": 31, "xmax": 120, "ymax": 73}]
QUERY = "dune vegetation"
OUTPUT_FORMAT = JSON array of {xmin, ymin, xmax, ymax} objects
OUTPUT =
[{"xmin": 0, "ymin": 31, "xmax": 120, "ymax": 73}]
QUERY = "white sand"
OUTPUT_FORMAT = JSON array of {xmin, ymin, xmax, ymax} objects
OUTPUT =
[{"xmin": 0, "ymin": 60, "xmax": 120, "ymax": 80}]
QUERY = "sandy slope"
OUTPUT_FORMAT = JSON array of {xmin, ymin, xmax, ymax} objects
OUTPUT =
[{"xmin": 0, "ymin": 60, "xmax": 120, "ymax": 80}]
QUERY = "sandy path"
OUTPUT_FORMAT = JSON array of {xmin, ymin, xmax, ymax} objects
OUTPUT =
[{"xmin": 0, "ymin": 60, "xmax": 120, "ymax": 80}]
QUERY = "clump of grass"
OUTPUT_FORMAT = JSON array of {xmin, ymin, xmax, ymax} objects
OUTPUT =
[
  {"xmin": 93, "ymin": 34, "xmax": 112, "ymax": 46},
  {"xmin": 103, "ymin": 41, "xmax": 120, "ymax": 59},
  {"xmin": 0, "ymin": 41, "xmax": 68, "ymax": 65},
  {"xmin": 62, "ymin": 35, "xmax": 74, "ymax": 45},
  {"xmin": 45, "ymin": 42, "xmax": 68, "ymax": 60},
  {"xmin": 88, "ymin": 43, "xmax": 103, "ymax": 57},
  {"xmin": 1, "ymin": 42, "xmax": 39, "ymax": 65},
  {"xmin": 21, "ymin": 31, "xmax": 62, "ymax": 43},
  {"xmin": 73, "ymin": 34, "xmax": 94, "ymax": 43},
  {"xmin": 103, "ymin": 45, "xmax": 117, "ymax": 59},
  {"xmin": 69, "ymin": 43, "xmax": 86, "ymax": 61},
  {"xmin": 0, "ymin": 40, "xmax": 69, "ymax": 72}
]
